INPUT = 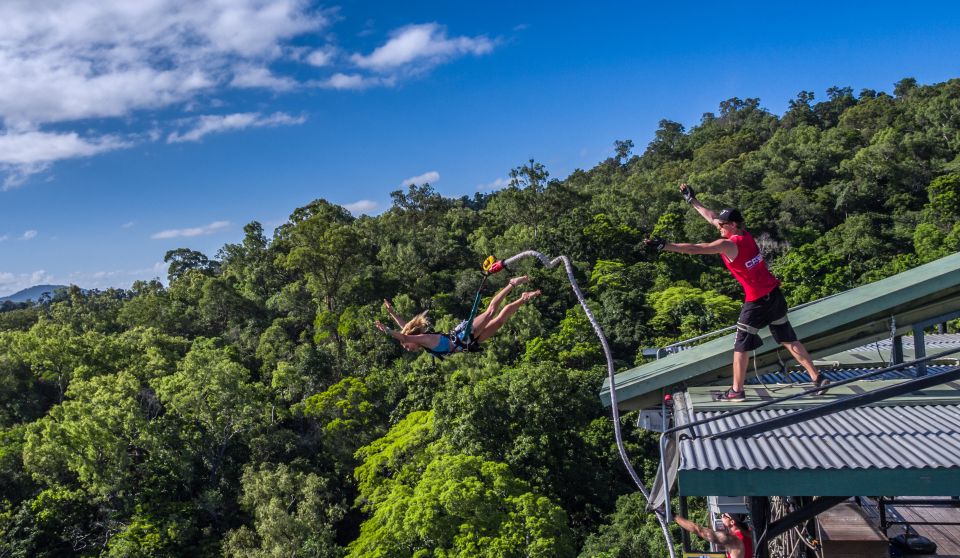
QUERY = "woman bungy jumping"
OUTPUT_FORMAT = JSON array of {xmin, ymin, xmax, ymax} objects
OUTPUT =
[{"xmin": 374, "ymin": 275, "xmax": 541, "ymax": 357}]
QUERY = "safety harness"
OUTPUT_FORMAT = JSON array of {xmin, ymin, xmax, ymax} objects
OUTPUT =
[{"xmin": 425, "ymin": 255, "xmax": 509, "ymax": 358}]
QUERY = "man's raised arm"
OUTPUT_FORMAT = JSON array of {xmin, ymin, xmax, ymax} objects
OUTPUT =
[{"xmin": 680, "ymin": 183, "xmax": 719, "ymax": 225}]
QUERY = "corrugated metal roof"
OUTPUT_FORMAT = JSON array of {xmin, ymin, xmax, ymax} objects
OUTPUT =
[
  {"xmin": 840, "ymin": 334, "xmax": 960, "ymax": 352},
  {"xmin": 745, "ymin": 365, "xmax": 949, "ymax": 386},
  {"xmin": 811, "ymin": 334, "xmax": 960, "ymax": 367},
  {"xmin": 680, "ymin": 405, "xmax": 960, "ymax": 471}
]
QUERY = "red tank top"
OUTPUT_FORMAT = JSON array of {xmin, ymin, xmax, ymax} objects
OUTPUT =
[
  {"xmin": 729, "ymin": 528, "xmax": 754, "ymax": 558},
  {"xmin": 722, "ymin": 230, "xmax": 780, "ymax": 302}
]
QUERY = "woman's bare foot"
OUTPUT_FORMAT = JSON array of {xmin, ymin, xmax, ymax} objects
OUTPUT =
[
  {"xmin": 509, "ymin": 275, "xmax": 529, "ymax": 287},
  {"xmin": 519, "ymin": 289, "xmax": 541, "ymax": 302}
]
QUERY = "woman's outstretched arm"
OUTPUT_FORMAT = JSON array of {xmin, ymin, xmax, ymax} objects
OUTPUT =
[{"xmin": 383, "ymin": 299, "xmax": 406, "ymax": 328}]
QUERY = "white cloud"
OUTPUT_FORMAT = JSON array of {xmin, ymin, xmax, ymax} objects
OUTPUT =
[
  {"xmin": 343, "ymin": 199, "xmax": 378, "ymax": 214},
  {"xmin": 167, "ymin": 112, "xmax": 306, "ymax": 143},
  {"xmin": 306, "ymin": 47, "xmax": 337, "ymax": 67},
  {"xmin": 0, "ymin": 4, "xmax": 500, "ymax": 186},
  {"xmin": 122, "ymin": 221, "xmax": 136, "ymax": 229},
  {"xmin": 20, "ymin": 230, "xmax": 37, "ymax": 240},
  {"xmin": 317, "ymin": 73, "xmax": 386, "ymax": 90},
  {"xmin": 0, "ymin": 269, "xmax": 54, "ymax": 297},
  {"xmin": 0, "ymin": 130, "xmax": 131, "ymax": 189},
  {"xmin": 0, "ymin": 0, "xmax": 328, "ymax": 185},
  {"xmin": 0, "ymin": 1, "xmax": 327, "ymax": 127},
  {"xmin": 478, "ymin": 177, "xmax": 511, "ymax": 191},
  {"xmin": 230, "ymin": 66, "xmax": 299, "ymax": 91},
  {"xmin": 351, "ymin": 23, "xmax": 494, "ymax": 72},
  {"xmin": 151, "ymin": 220, "xmax": 230, "ymax": 239},
  {"xmin": 402, "ymin": 170, "xmax": 440, "ymax": 187}
]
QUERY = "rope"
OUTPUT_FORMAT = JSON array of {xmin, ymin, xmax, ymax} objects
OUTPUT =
[
  {"xmin": 502, "ymin": 250, "xmax": 677, "ymax": 558},
  {"xmin": 459, "ymin": 274, "xmax": 490, "ymax": 342}
]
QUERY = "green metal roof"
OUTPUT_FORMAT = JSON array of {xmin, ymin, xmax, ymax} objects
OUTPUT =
[
  {"xmin": 600, "ymin": 251, "xmax": 960, "ymax": 410},
  {"xmin": 673, "ymin": 383, "xmax": 960, "ymax": 497}
]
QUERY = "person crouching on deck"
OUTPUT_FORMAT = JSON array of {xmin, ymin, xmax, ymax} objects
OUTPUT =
[
  {"xmin": 374, "ymin": 275, "xmax": 541, "ymax": 357},
  {"xmin": 644, "ymin": 183, "xmax": 829, "ymax": 402}
]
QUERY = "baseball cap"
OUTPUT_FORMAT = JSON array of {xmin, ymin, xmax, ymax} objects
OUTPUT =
[{"xmin": 717, "ymin": 208, "xmax": 743, "ymax": 224}]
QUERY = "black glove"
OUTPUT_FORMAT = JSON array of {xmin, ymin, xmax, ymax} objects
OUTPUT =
[
  {"xmin": 645, "ymin": 237, "xmax": 666, "ymax": 252},
  {"xmin": 681, "ymin": 184, "xmax": 696, "ymax": 204}
]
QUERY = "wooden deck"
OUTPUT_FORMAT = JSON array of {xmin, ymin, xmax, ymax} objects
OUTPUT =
[
  {"xmin": 817, "ymin": 503, "xmax": 888, "ymax": 557},
  {"xmin": 859, "ymin": 497, "xmax": 960, "ymax": 556}
]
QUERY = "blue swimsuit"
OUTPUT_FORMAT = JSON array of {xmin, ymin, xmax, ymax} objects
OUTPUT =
[
  {"xmin": 427, "ymin": 320, "xmax": 477, "ymax": 357},
  {"xmin": 432, "ymin": 334, "xmax": 453, "ymax": 354}
]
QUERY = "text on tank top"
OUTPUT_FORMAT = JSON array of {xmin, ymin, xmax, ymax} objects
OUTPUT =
[{"xmin": 722, "ymin": 229, "xmax": 780, "ymax": 302}]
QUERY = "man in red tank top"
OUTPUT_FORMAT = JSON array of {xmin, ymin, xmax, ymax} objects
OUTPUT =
[
  {"xmin": 674, "ymin": 513, "xmax": 753, "ymax": 558},
  {"xmin": 644, "ymin": 183, "xmax": 829, "ymax": 402}
]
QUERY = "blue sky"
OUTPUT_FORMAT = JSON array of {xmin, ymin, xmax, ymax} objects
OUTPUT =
[{"xmin": 1, "ymin": 0, "xmax": 959, "ymax": 296}]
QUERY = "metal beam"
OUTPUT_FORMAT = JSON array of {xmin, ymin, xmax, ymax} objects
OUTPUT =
[
  {"xmin": 915, "ymin": 325, "xmax": 927, "ymax": 376},
  {"xmin": 713, "ymin": 366, "xmax": 960, "ymax": 439},
  {"xmin": 756, "ymin": 496, "xmax": 849, "ymax": 548},
  {"xmin": 892, "ymin": 335, "xmax": 903, "ymax": 365}
]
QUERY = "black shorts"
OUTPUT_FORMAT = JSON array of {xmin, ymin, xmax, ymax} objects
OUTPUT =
[{"xmin": 734, "ymin": 287, "xmax": 798, "ymax": 352}]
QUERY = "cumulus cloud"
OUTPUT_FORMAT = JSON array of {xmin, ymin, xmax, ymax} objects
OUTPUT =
[
  {"xmin": 0, "ymin": 130, "xmax": 131, "ymax": 189},
  {"xmin": 0, "ymin": 0, "xmax": 328, "ymax": 184},
  {"xmin": 306, "ymin": 47, "xmax": 337, "ymax": 67},
  {"xmin": 167, "ymin": 112, "xmax": 306, "ymax": 143},
  {"xmin": 230, "ymin": 66, "xmax": 300, "ymax": 91},
  {"xmin": 151, "ymin": 220, "xmax": 230, "ymax": 239},
  {"xmin": 343, "ymin": 199, "xmax": 378, "ymax": 214},
  {"xmin": 351, "ymin": 23, "xmax": 493, "ymax": 72},
  {"xmin": 402, "ymin": 170, "xmax": 440, "ymax": 187},
  {"xmin": 0, "ymin": 3, "xmax": 499, "ymax": 186},
  {"xmin": 20, "ymin": 230, "xmax": 37, "ymax": 240},
  {"xmin": 0, "ymin": 1, "xmax": 327, "ymax": 127}
]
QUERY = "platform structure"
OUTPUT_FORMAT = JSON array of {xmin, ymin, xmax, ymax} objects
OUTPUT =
[
  {"xmin": 599, "ymin": 252, "xmax": 960, "ymax": 557},
  {"xmin": 600, "ymin": 251, "xmax": 960, "ymax": 411}
]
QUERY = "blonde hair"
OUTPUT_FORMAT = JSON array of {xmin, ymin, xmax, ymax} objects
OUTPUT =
[{"xmin": 401, "ymin": 311, "xmax": 431, "ymax": 335}]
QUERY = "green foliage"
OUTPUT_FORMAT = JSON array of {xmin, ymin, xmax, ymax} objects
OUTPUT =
[
  {"xmin": 222, "ymin": 463, "xmax": 345, "ymax": 558},
  {"xmin": 153, "ymin": 339, "xmax": 269, "ymax": 483},
  {"xmin": 434, "ymin": 362, "xmax": 629, "ymax": 542},
  {"xmin": 3, "ymin": 78, "xmax": 960, "ymax": 555},
  {"xmin": 648, "ymin": 286, "xmax": 740, "ymax": 343},
  {"xmin": 350, "ymin": 447, "xmax": 574, "ymax": 558},
  {"xmin": 579, "ymin": 493, "xmax": 706, "ymax": 558}
]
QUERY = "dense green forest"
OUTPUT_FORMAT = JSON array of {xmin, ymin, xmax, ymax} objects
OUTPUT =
[{"xmin": 2, "ymin": 77, "xmax": 959, "ymax": 557}]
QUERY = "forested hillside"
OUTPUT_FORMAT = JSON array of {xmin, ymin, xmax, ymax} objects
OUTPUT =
[{"xmin": 2, "ymin": 77, "xmax": 959, "ymax": 557}]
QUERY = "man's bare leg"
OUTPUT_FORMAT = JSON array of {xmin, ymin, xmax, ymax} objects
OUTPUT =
[
  {"xmin": 781, "ymin": 340, "xmax": 821, "ymax": 382},
  {"xmin": 732, "ymin": 350, "xmax": 749, "ymax": 392}
]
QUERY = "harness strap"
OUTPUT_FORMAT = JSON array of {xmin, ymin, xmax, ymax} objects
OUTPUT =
[
  {"xmin": 736, "ymin": 322, "xmax": 760, "ymax": 335},
  {"xmin": 459, "ymin": 273, "xmax": 490, "ymax": 342}
]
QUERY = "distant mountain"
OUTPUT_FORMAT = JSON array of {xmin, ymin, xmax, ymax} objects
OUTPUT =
[{"xmin": 0, "ymin": 284, "xmax": 70, "ymax": 303}]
